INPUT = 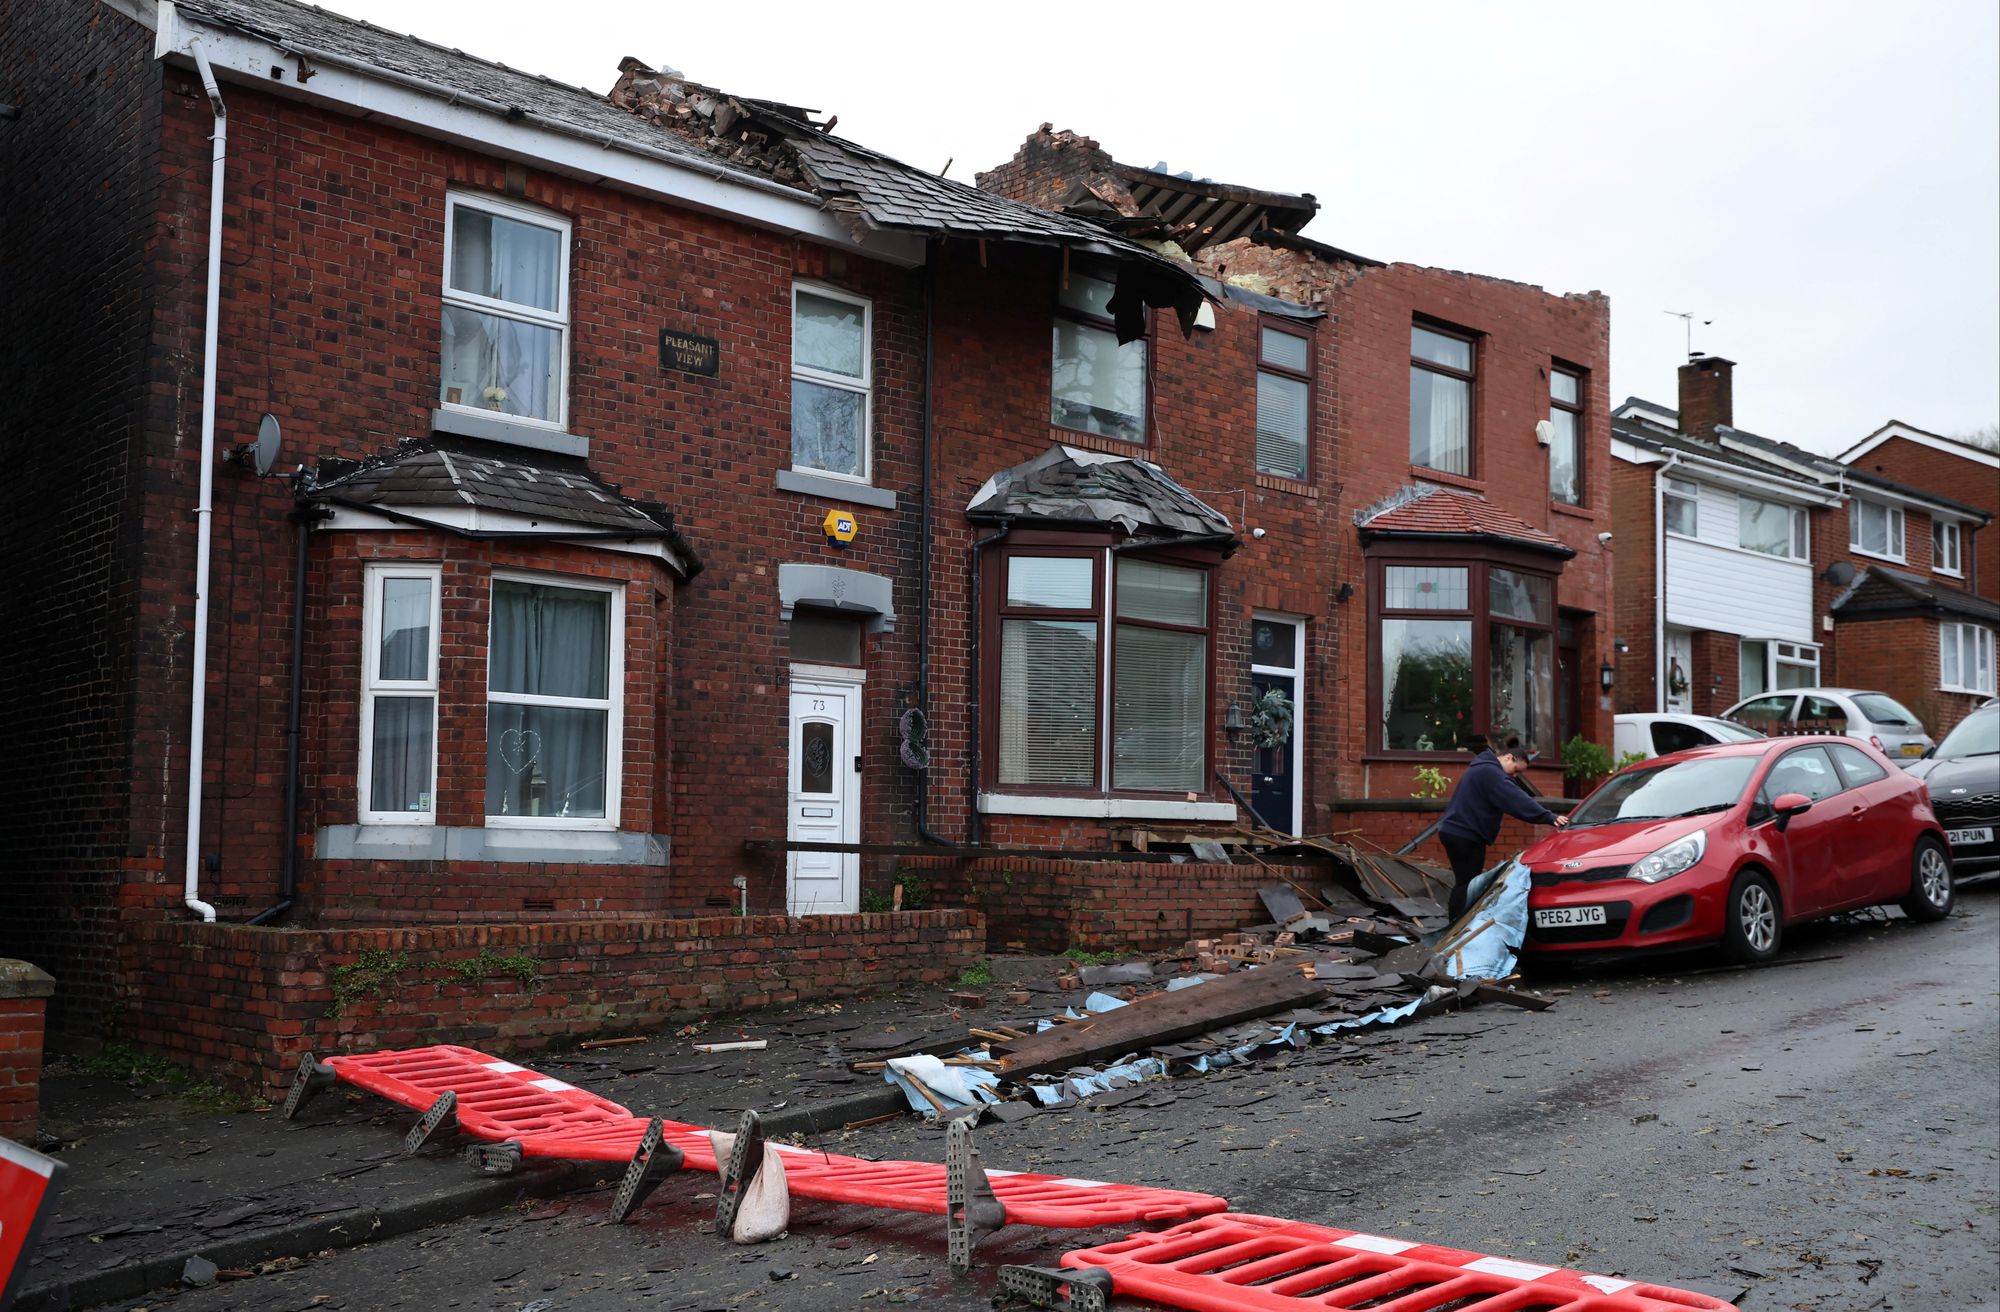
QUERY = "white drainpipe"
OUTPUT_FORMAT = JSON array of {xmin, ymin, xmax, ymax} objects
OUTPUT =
[
  {"xmin": 180, "ymin": 37, "xmax": 227, "ymax": 923},
  {"xmin": 1653, "ymin": 453, "xmax": 1682, "ymax": 716}
]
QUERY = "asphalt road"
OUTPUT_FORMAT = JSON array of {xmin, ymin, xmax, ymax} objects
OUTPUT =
[{"xmin": 155, "ymin": 887, "xmax": 1999, "ymax": 1312}]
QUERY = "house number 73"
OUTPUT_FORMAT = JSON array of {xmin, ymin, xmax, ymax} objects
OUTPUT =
[{"xmin": 812, "ymin": 699, "xmax": 827, "ymax": 710}]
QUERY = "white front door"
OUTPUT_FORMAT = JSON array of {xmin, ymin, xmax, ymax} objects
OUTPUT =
[
  {"xmin": 1665, "ymin": 627, "xmax": 1694, "ymax": 714},
  {"xmin": 788, "ymin": 681, "xmax": 860, "ymax": 915}
]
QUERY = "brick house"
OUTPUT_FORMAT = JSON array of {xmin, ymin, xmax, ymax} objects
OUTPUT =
[
  {"xmin": 1610, "ymin": 357, "xmax": 1993, "ymax": 736},
  {"xmin": 0, "ymin": 2, "xmax": 1613, "ymax": 1085},
  {"xmin": 976, "ymin": 128, "xmax": 1615, "ymax": 828}
]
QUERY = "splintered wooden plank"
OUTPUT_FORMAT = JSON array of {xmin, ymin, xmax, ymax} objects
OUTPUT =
[
  {"xmin": 988, "ymin": 965, "xmax": 1330, "ymax": 1077},
  {"xmin": 1472, "ymin": 981, "xmax": 1554, "ymax": 1011}
]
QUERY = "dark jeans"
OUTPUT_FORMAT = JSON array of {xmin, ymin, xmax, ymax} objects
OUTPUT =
[{"xmin": 1438, "ymin": 831, "xmax": 1490, "ymax": 924}]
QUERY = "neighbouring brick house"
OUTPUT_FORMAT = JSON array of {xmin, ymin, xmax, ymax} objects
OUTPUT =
[
  {"xmin": 976, "ymin": 128, "xmax": 1615, "ymax": 828},
  {"xmin": 1, "ymin": 2, "xmax": 1613, "ymax": 1089},
  {"xmin": 1610, "ymin": 358, "xmax": 1993, "ymax": 737}
]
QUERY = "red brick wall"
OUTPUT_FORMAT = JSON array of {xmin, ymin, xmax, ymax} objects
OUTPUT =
[
  {"xmin": 905, "ymin": 857, "xmax": 1325, "ymax": 953},
  {"xmin": 0, "ymin": 0, "xmax": 162, "ymax": 1033},
  {"xmin": 0, "ymin": 961, "xmax": 55, "ymax": 1141},
  {"xmin": 1611, "ymin": 459, "xmax": 1660, "ymax": 713},
  {"xmin": 118, "ymin": 67, "xmax": 928, "ymax": 929},
  {"xmin": 122, "ymin": 910, "xmax": 980, "ymax": 1098},
  {"xmin": 1830, "ymin": 616, "xmax": 1987, "ymax": 738},
  {"xmin": 1846, "ymin": 436, "xmax": 1998, "ymax": 599},
  {"xmin": 1689, "ymin": 629, "xmax": 1741, "ymax": 716}
]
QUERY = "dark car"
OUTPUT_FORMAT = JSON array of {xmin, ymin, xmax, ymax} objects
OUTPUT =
[
  {"xmin": 1906, "ymin": 704, "xmax": 2000, "ymax": 875},
  {"xmin": 1521, "ymin": 737, "xmax": 1953, "ymax": 963}
]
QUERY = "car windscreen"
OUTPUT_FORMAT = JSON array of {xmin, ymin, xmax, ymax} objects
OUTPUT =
[
  {"xmin": 1852, "ymin": 693, "xmax": 1922, "ymax": 727},
  {"xmin": 1569, "ymin": 755, "xmax": 1762, "ymax": 828},
  {"xmin": 1700, "ymin": 718, "xmax": 1765, "ymax": 742},
  {"xmin": 1934, "ymin": 709, "xmax": 1999, "ymax": 759}
]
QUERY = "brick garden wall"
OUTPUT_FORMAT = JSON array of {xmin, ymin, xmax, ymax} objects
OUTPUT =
[
  {"xmin": 0, "ymin": 0, "xmax": 163, "ymax": 1034},
  {"xmin": 122, "ymin": 910, "xmax": 980, "ymax": 1098},
  {"xmin": 0, "ymin": 962, "xmax": 57, "ymax": 1141}
]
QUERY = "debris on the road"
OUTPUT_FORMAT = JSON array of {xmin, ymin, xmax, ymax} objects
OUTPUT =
[
  {"xmin": 694, "ymin": 1040, "xmax": 768, "ymax": 1054},
  {"xmin": 180, "ymin": 1255, "xmax": 218, "ymax": 1288}
]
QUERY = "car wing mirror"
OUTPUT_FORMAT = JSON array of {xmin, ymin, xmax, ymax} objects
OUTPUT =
[{"xmin": 1772, "ymin": 791, "xmax": 1812, "ymax": 832}]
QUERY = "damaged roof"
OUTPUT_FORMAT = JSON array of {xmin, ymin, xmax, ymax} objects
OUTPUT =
[
  {"xmin": 308, "ymin": 439, "xmax": 698, "ymax": 574},
  {"xmin": 966, "ymin": 444, "xmax": 1237, "ymax": 545},
  {"xmin": 609, "ymin": 63, "xmax": 1209, "ymax": 338},
  {"xmin": 1356, "ymin": 486, "xmax": 1574, "ymax": 557},
  {"xmin": 168, "ymin": 0, "xmax": 756, "ymax": 183},
  {"xmin": 1100, "ymin": 160, "xmax": 1317, "ymax": 254},
  {"xmin": 1830, "ymin": 565, "xmax": 2000, "ymax": 625}
]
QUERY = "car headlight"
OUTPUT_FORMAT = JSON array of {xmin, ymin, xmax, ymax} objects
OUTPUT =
[{"xmin": 1629, "ymin": 829, "xmax": 1707, "ymax": 884}]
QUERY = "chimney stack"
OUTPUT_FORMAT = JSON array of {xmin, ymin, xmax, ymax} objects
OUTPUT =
[{"xmin": 1677, "ymin": 355, "xmax": 1736, "ymax": 438}]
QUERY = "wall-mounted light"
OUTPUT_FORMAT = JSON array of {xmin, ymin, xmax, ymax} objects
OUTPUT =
[
  {"xmin": 1613, "ymin": 638, "xmax": 1630, "ymax": 655},
  {"xmin": 1335, "ymin": 582, "xmax": 1355, "ymax": 605},
  {"xmin": 1224, "ymin": 700, "xmax": 1247, "ymax": 740},
  {"xmin": 1600, "ymin": 662, "xmax": 1616, "ymax": 692}
]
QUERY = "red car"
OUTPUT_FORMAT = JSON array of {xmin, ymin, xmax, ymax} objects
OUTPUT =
[{"xmin": 1522, "ymin": 736, "xmax": 1954, "ymax": 962}]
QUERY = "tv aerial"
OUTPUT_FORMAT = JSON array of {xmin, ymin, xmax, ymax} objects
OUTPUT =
[{"xmin": 1664, "ymin": 310, "xmax": 1712, "ymax": 358}]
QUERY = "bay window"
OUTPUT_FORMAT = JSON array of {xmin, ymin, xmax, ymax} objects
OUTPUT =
[
  {"xmin": 992, "ymin": 547, "xmax": 1212, "ymax": 794},
  {"xmin": 440, "ymin": 192, "xmax": 569, "ymax": 427},
  {"xmin": 1373, "ymin": 557, "xmax": 1559, "ymax": 755},
  {"xmin": 1942, "ymin": 623, "xmax": 1996, "ymax": 695},
  {"xmin": 359, "ymin": 565, "xmax": 442, "ymax": 823},
  {"xmin": 1051, "ymin": 273, "xmax": 1148, "ymax": 441},
  {"xmin": 1850, "ymin": 497, "xmax": 1904, "ymax": 560},
  {"xmin": 486, "ymin": 576, "xmax": 623, "ymax": 826},
  {"xmin": 1410, "ymin": 322, "xmax": 1475, "ymax": 476},
  {"xmin": 1548, "ymin": 367, "xmax": 1582, "ymax": 504},
  {"xmin": 792, "ymin": 284, "xmax": 873, "ymax": 481},
  {"xmin": 1739, "ymin": 638, "xmax": 1821, "ymax": 698}
]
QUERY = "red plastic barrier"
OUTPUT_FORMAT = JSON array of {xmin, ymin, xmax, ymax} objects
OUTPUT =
[
  {"xmin": 319, "ymin": 1046, "xmax": 1225, "ymax": 1229},
  {"xmin": 1061, "ymin": 1213, "xmax": 1740, "ymax": 1311},
  {"xmin": 1, "ymin": 1137, "xmax": 68, "ymax": 1309}
]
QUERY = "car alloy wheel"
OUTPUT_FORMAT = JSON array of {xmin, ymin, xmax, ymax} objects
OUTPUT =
[
  {"xmin": 1738, "ymin": 882, "xmax": 1777, "ymax": 953},
  {"xmin": 1900, "ymin": 838, "xmax": 1955, "ymax": 923}
]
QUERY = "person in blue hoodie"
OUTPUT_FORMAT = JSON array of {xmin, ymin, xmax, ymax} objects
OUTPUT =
[{"xmin": 1437, "ymin": 743, "xmax": 1566, "ymax": 922}]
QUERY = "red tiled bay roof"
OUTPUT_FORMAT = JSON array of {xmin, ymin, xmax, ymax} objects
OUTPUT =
[{"xmin": 1360, "ymin": 489, "xmax": 1570, "ymax": 553}]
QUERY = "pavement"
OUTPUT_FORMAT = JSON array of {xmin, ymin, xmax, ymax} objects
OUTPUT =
[{"xmin": 12, "ymin": 895, "xmax": 1999, "ymax": 1312}]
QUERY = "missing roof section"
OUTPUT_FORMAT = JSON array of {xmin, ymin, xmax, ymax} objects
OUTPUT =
[{"xmin": 609, "ymin": 62, "xmax": 1208, "ymax": 341}]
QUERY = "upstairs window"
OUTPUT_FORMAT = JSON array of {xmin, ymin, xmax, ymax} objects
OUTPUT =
[
  {"xmin": 441, "ymin": 193, "xmax": 569, "ymax": 427},
  {"xmin": 1934, "ymin": 520, "xmax": 1964, "ymax": 576},
  {"xmin": 792, "ymin": 285, "xmax": 873, "ymax": 481},
  {"xmin": 1738, "ymin": 496, "xmax": 1808, "ymax": 561},
  {"xmin": 1255, "ymin": 323, "xmax": 1313, "ymax": 480},
  {"xmin": 1663, "ymin": 476, "xmax": 1699, "ymax": 536},
  {"xmin": 1051, "ymin": 273, "xmax": 1147, "ymax": 441},
  {"xmin": 1548, "ymin": 367, "xmax": 1582, "ymax": 504},
  {"xmin": 359, "ymin": 565, "xmax": 442, "ymax": 824},
  {"xmin": 1410, "ymin": 323, "xmax": 1475, "ymax": 476},
  {"xmin": 1850, "ymin": 498, "xmax": 1904, "ymax": 560}
]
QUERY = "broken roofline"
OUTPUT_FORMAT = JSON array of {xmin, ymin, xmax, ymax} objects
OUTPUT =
[{"xmin": 608, "ymin": 63, "xmax": 1211, "ymax": 339}]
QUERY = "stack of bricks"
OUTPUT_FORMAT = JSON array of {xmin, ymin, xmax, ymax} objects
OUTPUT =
[{"xmin": 0, "ymin": 960, "xmax": 55, "ymax": 1141}]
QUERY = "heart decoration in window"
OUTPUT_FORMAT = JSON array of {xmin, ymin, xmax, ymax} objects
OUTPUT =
[{"xmin": 498, "ymin": 727, "xmax": 543, "ymax": 775}]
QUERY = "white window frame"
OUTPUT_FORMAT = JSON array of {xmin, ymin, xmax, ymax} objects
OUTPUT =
[
  {"xmin": 1848, "ymin": 497, "xmax": 1905, "ymax": 562},
  {"xmin": 358, "ymin": 563, "xmax": 443, "ymax": 826},
  {"xmin": 1934, "ymin": 519, "xmax": 1964, "ymax": 577},
  {"xmin": 485, "ymin": 571, "xmax": 626, "ymax": 831},
  {"xmin": 440, "ymin": 190, "xmax": 572, "ymax": 431},
  {"xmin": 1663, "ymin": 476, "xmax": 1699, "ymax": 537},
  {"xmin": 1941, "ymin": 622, "xmax": 1996, "ymax": 695},
  {"xmin": 1774, "ymin": 640, "xmax": 1820, "ymax": 690},
  {"xmin": 1737, "ymin": 495, "xmax": 1809, "ymax": 561},
  {"xmin": 790, "ymin": 282, "xmax": 874, "ymax": 485}
]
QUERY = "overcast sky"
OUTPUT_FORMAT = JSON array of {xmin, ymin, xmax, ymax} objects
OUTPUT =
[{"xmin": 324, "ymin": 0, "xmax": 1999, "ymax": 454}]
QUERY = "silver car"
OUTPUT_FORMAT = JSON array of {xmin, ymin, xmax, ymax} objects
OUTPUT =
[{"xmin": 1722, "ymin": 686, "xmax": 1936, "ymax": 765}]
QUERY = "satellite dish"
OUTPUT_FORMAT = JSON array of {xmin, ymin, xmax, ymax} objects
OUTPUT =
[
  {"xmin": 251, "ymin": 413, "xmax": 282, "ymax": 477},
  {"xmin": 1822, "ymin": 560, "xmax": 1857, "ymax": 588}
]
